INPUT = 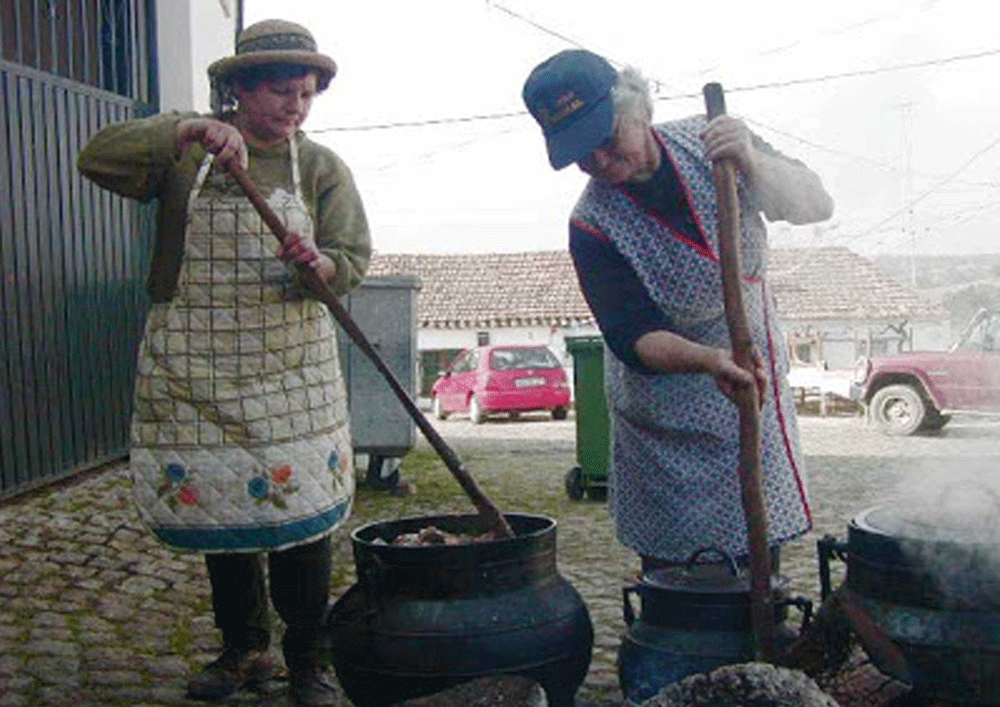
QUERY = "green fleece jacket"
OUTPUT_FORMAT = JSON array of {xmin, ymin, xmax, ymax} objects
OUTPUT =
[{"xmin": 77, "ymin": 112, "xmax": 371, "ymax": 302}]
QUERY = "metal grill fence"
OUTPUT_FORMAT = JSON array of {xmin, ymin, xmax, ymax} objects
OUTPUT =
[
  {"xmin": 1, "ymin": 0, "xmax": 156, "ymax": 103},
  {"xmin": 0, "ymin": 0, "xmax": 157, "ymax": 498}
]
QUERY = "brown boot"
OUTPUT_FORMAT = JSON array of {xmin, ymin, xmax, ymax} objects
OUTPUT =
[{"xmin": 186, "ymin": 647, "xmax": 277, "ymax": 701}]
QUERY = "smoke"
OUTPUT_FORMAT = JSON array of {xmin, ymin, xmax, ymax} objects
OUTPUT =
[
  {"xmin": 893, "ymin": 464, "xmax": 1000, "ymax": 541},
  {"xmin": 891, "ymin": 464, "xmax": 1000, "ymax": 609}
]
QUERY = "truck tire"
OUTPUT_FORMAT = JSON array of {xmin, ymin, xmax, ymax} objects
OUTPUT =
[
  {"xmin": 869, "ymin": 383, "xmax": 926, "ymax": 436},
  {"xmin": 919, "ymin": 411, "xmax": 952, "ymax": 432}
]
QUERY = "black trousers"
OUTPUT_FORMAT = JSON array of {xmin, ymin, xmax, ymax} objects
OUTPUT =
[{"xmin": 205, "ymin": 534, "xmax": 332, "ymax": 668}]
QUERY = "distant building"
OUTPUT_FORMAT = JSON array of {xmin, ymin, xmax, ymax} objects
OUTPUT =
[
  {"xmin": 368, "ymin": 252, "xmax": 597, "ymax": 394},
  {"xmin": 769, "ymin": 247, "xmax": 948, "ymax": 369},
  {"xmin": 369, "ymin": 246, "xmax": 950, "ymax": 394}
]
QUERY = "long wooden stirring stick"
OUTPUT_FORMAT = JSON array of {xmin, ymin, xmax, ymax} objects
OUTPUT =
[
  {"xmin": 703, "ymin": 82, "xmax": 775, "ymax": 661},
  {"xmin": 226, "ymin": 163, "xmax": 515, "ymax": 540}
]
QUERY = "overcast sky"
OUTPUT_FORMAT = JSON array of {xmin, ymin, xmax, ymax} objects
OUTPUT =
[{"xmin": 244, "ymin": 0, "xmax": 1000, "ymax": 258}]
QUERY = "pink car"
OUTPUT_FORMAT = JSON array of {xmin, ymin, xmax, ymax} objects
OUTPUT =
[{"xmin": 431, "ymin": 345, "xmax": 571, "ymax": 423}]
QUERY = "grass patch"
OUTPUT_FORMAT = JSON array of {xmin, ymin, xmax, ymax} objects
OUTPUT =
[
  {"xmin": 352, "ymin": 447, "xmax": 480, "ymax": 520},
  {"xmin": 170, "ymin": 617, "xmax": 195, "ymax": 656},
  {"xmin": 350, "ymin": 444, "xmax": 603, "ymax": 527}
]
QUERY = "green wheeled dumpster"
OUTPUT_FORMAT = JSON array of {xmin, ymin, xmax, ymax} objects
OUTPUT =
[{"xmin": 564, "ymin": 336, "xmax": 611, "ymax": 501}]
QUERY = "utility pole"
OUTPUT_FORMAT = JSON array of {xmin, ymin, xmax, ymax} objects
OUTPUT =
[{"xmin": 900, "ymin": 102, "xmax": 916, "ymax": 287}]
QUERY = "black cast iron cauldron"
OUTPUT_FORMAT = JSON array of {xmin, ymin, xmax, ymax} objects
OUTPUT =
[
  {"xmin": 617, "ymin": 548, "xmax": 813, "ymax": 706},
  {"xmin": 326, "ymin": 513, "xmax": 594, "ymax": 707},
  {"xmin": 821, "ymin": 502, "xmax": 1000, "ymax": 705}
]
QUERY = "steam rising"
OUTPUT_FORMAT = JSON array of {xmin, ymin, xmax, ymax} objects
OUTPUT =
[{"xmin": 891, "ymin": 464, "xmax": 1000, "ymax": 609}]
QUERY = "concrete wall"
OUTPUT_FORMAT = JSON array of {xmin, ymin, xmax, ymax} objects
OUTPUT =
[
  {"xmin": 417, "ymin": 318, "xmax": 951, "ymax": 376},
  {"xmin": 911, "ymin": 320, "xmax": 953, "ymax": 351},
  {"xmin": 155, "ymin": 0, "xmax": 237, "ymax": 113},
  {"xmin": 784, "ymin": 318, "xmax": 951, "ymax": 370}
]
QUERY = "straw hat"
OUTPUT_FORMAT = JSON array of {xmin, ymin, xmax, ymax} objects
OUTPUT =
[{"xmin": 208, "ymin": 19, "xmax": 337, "ymax": 85}]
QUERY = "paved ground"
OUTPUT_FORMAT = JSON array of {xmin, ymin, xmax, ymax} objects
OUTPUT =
[{"xmin": 2, "ymin": 411, "xmax": 1000, "ymax": 707}]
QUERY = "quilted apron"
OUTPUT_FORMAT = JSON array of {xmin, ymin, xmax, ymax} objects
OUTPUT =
[
  {"xmin": 130, "ymin": 139, "xmax": 353, "ymax": 553},
  {"xmin": 572, "ymin": 117, "xmax": 811, "ymax": 562}
]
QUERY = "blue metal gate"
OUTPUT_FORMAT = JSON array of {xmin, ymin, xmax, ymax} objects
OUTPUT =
[{"xmin": 0, "ymin": 0, "xmax": 157, "ymax": 498}]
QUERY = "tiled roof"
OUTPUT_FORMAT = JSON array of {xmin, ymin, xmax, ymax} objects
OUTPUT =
[
  {"xmin": 768, "ymin": 246, "xmax": 946, "ymax": 321},
  {"xmin": 368, "ymin": 247, "xmax": 944, "ymax": 329},
  {"xmin": 368, "ymin": 252, "xmax": 594, "ymax": 328}
]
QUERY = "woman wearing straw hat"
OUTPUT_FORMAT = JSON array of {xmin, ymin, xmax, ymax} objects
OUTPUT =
[{"xmin": 78, "ymin": 19, "xmax": 368, "ymax": 705}]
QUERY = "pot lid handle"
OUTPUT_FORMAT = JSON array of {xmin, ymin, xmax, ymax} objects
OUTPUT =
[{"xmin": 686, "ymin": 547, "xmax": 740, "ymax": 577}]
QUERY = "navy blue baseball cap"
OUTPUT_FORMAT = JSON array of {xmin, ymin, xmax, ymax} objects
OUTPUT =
[{"xmin": 522, "ymin": 49, "xmax": 618, "ymax": 170}]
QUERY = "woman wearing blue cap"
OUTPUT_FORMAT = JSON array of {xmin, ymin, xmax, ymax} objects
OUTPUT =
[{"xmin": 522, "ymin": 50, "xmax": 833, "ymax": 575}]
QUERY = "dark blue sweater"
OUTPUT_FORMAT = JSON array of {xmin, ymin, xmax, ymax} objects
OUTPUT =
[{"xmin": 569, "ymin": 143, "xmax": 704, "ymax": 372}]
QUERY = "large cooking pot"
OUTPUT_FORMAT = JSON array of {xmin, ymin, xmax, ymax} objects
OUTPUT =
[
  {"xmin": 824, "ymin": 499, "xmax": 1000, "ymax": 704},
  {"xmin": 617, "ymin": 548, "xmax": 812, "ymax": 706},
  {"xmin": 326, "ymin": 513, "xmax": 593, "ymax": 707}
]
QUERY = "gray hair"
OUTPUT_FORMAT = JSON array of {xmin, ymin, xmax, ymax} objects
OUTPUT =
[{"xmin": 612, "ymin": 66, "xmax": 653, "ymax": 123}]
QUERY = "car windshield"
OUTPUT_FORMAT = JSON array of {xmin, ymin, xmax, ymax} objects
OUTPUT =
[
  {"xmin": 491, "ymin": 347, "xmax": 559, "ymax": 370},
  {"xmin": 953, "ymin": 310, "xmax": 1000, "ymax": 352}
]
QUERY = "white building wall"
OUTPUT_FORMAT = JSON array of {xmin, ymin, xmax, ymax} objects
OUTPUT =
[
  {"xmin": 418, "ymin": 323, "xmax": 599, "ymax": 366},
  {"xmin": 784, "ymin": 318, "xmax": 951, "ymax": 370},
  {"xmin": 156, "ymin": 0, "xmax": 237, "ymax": 113},
  {"xmin": 911, "ymin": 320, "xmax": 951, "ymax": 351}
]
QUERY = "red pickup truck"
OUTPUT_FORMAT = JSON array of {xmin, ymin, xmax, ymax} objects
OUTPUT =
[{"xmin": 850, "ymin": 308, "xmax": 1000, "ymax": 435}]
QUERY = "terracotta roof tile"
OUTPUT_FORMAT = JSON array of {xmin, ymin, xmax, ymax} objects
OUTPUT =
[
  {"xmin": 368, "ymin": 251, "xmax": 594, "ymax": 328},
  {"xmin": 368, "ymin": 247, "xmax": 943, "ymax": 328},
  {"xmin": 768, "ymin": 246, "xmax": 945, "ymax": 321}
]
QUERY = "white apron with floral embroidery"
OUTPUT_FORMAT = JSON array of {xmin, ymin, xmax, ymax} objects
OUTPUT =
[
  {"xmin": 571, "ymin": 117, "xmax": 811, "ymax": 563},
  {"xmin": 129, "ymin": 139, "xmax": 353, "ymax": 553}
]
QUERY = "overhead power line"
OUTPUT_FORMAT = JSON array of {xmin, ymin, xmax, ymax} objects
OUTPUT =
[
  {"xmin": 485, "ymin": 1, "xmax": 681, "ymax": 93},
  {"xmin": 308, "ymin": 110, "xmax": 525, "ymax": 134},
  {"xmin": 773, "ymin": 132, "xmax": 1000, "ymax": 261},
  {"xmin": 307, "ymin": 47, "xmax": 1000, "ymax": 134},
  {"xmin": 841, "ymin": 133, "xmax": 1000, "ymax": 249},
  {"xmin": 678, "ymin": 47, "xmax": 1000, "ymax": 100},
  {"xmin": 746, "ymin": 117, "xmax": 1000, "ymax": 189},
  {"xmin": 485, "ymin": 1, "xmax": 587, "ymax": 52}
]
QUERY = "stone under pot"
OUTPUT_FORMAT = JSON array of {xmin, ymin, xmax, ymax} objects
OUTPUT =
[{"xmin": 325, "ymin": 512, "xmax": 594, "ymax": 707}]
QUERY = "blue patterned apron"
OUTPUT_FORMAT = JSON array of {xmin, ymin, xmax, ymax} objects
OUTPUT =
[
  {"xmin": 571, "ymin": 117, "xmax": 811, "ymax": 562},
  {"xmin": 129, "ymin": 138, "xmax": 354, "ymax": 553}
]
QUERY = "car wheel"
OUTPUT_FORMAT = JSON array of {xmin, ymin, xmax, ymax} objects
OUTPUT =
[
  {"xmin": 469, "ymin": 395, "xmax": 485, "ymax": 424},
  {"xmin": 565, "ymin": 466, "xmax": 585, "ymax": 501},
  {"xmin": 869, "ymin": 384, "xmax": 926, "ymax": 436},
  {"xmin": 432, "ymin": 396, "xmax": 448, "ymax": 420},
  {"xmin": 551, "ymin": 406, "xmax": 568, "ymax": 421},
  {"xmin": 919, "ymin": 411, "xmax": 952, "ymax": 432}
]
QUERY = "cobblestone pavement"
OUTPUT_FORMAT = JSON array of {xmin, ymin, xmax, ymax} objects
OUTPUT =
[{"xmin": 2, "ymin": 412, "xmax": 1000, "ymax": 707}]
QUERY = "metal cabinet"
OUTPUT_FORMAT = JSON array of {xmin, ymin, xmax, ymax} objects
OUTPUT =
[{"xmin": 337, "ymin": 275, "xmax": 421, "ymax": 467}]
